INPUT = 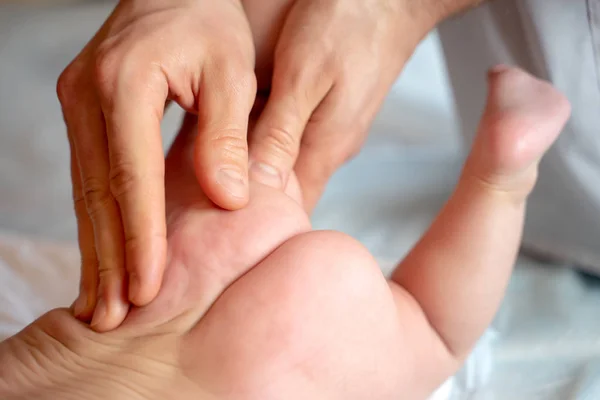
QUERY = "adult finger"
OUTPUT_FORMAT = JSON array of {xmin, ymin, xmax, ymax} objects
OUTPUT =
[
  {"xmin": 193, "ymin": 59, "xmax": 256, "ymax": 209},
  {"xmin": 57, "ymin": 68, "xmax": 129, "ymax": 331},
  {"xmin": 63, "ymin": 120, "xmax": 99, "ymax": 322},
  {"xmin": 69, "ymin": 99, "xmax": 129, "ymax": 332},
  {"xmin": 98, "ymin": 63, "xmax": 168, "ymax": 310},
  {"xmin": 293, "ymin": 136, "xmax": 342, "ymax": 213},
  {"xmin": 58, "ymin": 72, "xmax": 101, "ymax": 322},
  {"xmin": 294, "ymin": 87, "xmax": 370, "ymax": 213},
  {"xmin": 248, "ymin": 53, "xmax": 333, "ymax": 190}
]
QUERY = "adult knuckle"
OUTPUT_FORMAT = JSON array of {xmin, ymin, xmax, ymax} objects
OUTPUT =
[
  {"xmin": 273, "ymin": 60, "xmax": 333, "ymax": 109},
  {"xmin": 108, "ymin": 162, "xmax": 140, "ymax": 200},
  {"xmin": 81, "ymin": 176, "xmax": 112, "ymax": 217},
  {"xmin": 56, "ymin": 64, "xmax": 83, "ymax": 108},
  {"xmin": 124, "ymin": 231, "xmax": 164, "ymax": 250},
  {"xmin": 213, "ymin": 54, "xmax": 256, "ymax": 94},
  {"xmin": 97, "ymin": 260, "xmax": 122, "ymax": 278},
  {"xmin": 93, "ymin": 44, "xmax": 123, "ymax": 94},
  {"xmin": 211, "ymin": 130, "xmax": 248, "ymax": 160},
  {"xmin": 274, "ymin": 62, "xmax": 313, "ymax": 93},
  {"xmin": 71, "ymin": 177, "xmax": 84, "ymax": 203},
  {"xmin": 72, "ymin": 189, "xmax": 87, "ymax": 211},
  {"xmin": 215, "ymin": 51, "xmax": 246, "ymax": 75},
  {"xmin": 262, "ymin": 125, "xmax": 299, "ymax": 159}
]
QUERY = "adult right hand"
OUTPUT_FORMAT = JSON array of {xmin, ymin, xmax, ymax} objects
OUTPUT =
[{"xmin": 57, "ymin": 0, "xmax": 256, "ymax": 332}]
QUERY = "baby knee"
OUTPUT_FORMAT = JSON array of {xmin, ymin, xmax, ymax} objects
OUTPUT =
[{"xmin": 285, "ymin": 231, "xmax": 383, "ymax": 289}]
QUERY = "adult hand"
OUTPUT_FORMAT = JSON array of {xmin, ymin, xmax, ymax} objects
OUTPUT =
[
  {"xmin": 244, "ymin": 0, "xmax": 434, "ymax": 211},
  {"xmin": 57, "ymin": 0, "xmax": 256, "ymax": 332}
]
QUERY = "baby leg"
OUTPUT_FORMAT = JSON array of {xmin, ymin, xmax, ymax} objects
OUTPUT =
[{"xmin": 391, "ymin": 66, "xmax": 570, "ymax": 370}]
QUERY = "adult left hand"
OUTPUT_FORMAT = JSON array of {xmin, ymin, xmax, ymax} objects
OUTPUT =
[{"xmin": 244, "ymin": 0, "xmax": 436, "ymax": 211}]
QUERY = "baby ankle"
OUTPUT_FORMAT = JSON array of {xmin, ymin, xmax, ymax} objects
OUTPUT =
[{"xmin": 461, "ymin": 161, "xmax": 538, "ymax": 204}]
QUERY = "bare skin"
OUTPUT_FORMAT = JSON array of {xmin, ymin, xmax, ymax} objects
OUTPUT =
[
  {"xmin": 60, "ymin": 0, "xmax": 486, "ymax": 333},
  {"xmin": 1, "ymin": 68, "xmax": 569, "ymax": 400}
]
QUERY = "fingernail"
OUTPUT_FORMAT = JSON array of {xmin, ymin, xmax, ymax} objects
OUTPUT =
[
  {"xmin": 216, "ymin": 169, "xmax": 247, "ymax": 199},
  {"xmin": 73, "ymin": 293, "xmax": 87, "ymax": 318},
  {"xmin": 90, "ymin": 297, "xmax": 107, "ymax": 328},
  {"xmin": 249, "ymin": 161, "xmax": 282, "ymax": 188}
]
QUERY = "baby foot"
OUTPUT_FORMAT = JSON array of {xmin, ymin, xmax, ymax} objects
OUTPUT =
[{"xmin": 466, "ymin": 65, "xmax": 571, "ymax": 198}]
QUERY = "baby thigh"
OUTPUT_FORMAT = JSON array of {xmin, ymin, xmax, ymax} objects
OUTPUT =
[{"xmin": 186, "ymin": 231, "xmax": 409, "ymax": 400}]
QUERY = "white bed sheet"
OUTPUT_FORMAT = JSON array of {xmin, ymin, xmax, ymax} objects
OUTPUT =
[{"xmin": 1, "ymin": 2, "xmax": 599, "ymax": 399}]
